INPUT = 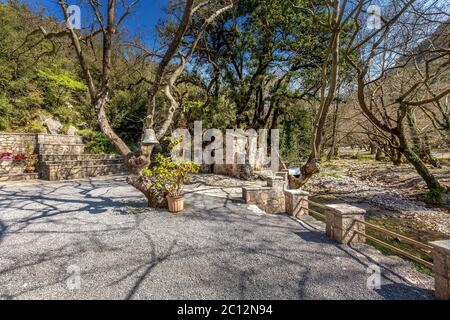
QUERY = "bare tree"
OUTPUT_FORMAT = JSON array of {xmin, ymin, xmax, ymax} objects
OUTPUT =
[
  {"xmin": 346, "ymin": 1, "xmax": 449, "ymax": 192},
  {"xmin": 31, "ymin": 0, "xmax": 235, "ymax": 206},
  {"xmin": 289, "ymin": 0, "xmax": 420, "ymax": 187}
]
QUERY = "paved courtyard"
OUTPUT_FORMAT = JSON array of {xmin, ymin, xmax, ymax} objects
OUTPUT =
[{"xmin": 0, "ymin": 176, "xmax": 435, "ymax": 300}]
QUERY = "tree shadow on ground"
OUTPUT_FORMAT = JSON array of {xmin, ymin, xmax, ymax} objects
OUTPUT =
[{"xmin": 0, "ymin": 178, "xmax": 435, "ymax": 300}]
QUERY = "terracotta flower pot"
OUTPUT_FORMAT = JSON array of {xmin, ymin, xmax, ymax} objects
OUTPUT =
[
  {"xmin": 167, "ymin": 195, "xmax": 184, "ymax": 213},
  {"xmin": 25, "ymin": 165, "xmax": 36, "ymax": 173}
]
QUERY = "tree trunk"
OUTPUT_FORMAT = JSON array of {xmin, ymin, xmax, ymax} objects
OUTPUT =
[
  {"xmin": 293, "ymin": 7, "xmax": 341, "ymax": 188},
  {"xmin": 327, "ymin": 101, "xmax": 340, "ymax": 161},
  {"xmin": 398, "ymin": 122, "xmax": 446, "ymax": 192},
  {"xmin": 126, "ymin": 175, "xmax": 167, "ymax": 208},
  {"xmin": 375, "ymin": 147, "xmax": 384, "ymax": 161},
  {"xmin": 392, "ymin": 149, "xmax": 403, "ymax": 166},
  {"xmin": 407, "ymin": 109, "xmax": 440, "ymax": 168}
]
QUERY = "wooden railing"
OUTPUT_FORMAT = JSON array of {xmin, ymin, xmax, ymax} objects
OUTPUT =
[
  {"xmin": 308, "ymin": 198, "xmax": 434, "ymax": 269},
  {"xmin": 308, "ymin": 200, "xmax": 326, "ymax": 219}
]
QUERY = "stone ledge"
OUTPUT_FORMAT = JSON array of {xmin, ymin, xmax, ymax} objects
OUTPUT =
[
  {"xmin": 284, "ymin": 189, "xmax": 309, "ymax": 196},
  {"xmin": 0, "ymin": 173, "xmax": 38, "ymax": 182},
  {"xmin": 325, "ymin": 203, "xmax": 366, "ymax": 216},
  {"xmin": 430, "ymin": 240, "xmax": 450, "ymax": 255}
]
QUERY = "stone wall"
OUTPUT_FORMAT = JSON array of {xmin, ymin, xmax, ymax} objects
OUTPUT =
[
  {"xmin": 0, "ymin": 160, "xmax": 27, "ymax": 175},
  {"xmin": 40, "ymin": 158, "xmax": 125, "ymax": 181},
  {"xmin": 36, "ymin": 134, "xmax": 83, "ymax": 145},
  {"xmin": 0, "ymin": 132, "xmax": 126, "ymax": 182},
  {"xmin": 0, "ymin": 133, "xmax": 83, "ymax": 154},
  {"xmin": 0, "ymin": 133, "xmax": 38, "ymax": 153}
]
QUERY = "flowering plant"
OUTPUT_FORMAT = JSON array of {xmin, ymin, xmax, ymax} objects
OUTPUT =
[
  {"xmin": 14, "ymin": 153, "xmax": 28, "ymax": 161},
  {"xmin": 143, "ymin": 154, "xmax": 199, "ymax": 198},
  {"xmin": 142, "ymin": 137, "xmax": 199, "ymax": 198},
  {"xmin": 0, "ymin": 151, "xmax": 13, "ymax": 160}
]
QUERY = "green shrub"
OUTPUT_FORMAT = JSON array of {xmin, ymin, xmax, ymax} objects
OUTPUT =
[
  {"xmin": 142, "ymin": 138, "xmax": 199, "ymax": 197},
  {"xmin": 27, "ymin": 120, "xmax": 46, "ymax": 133},
  {"xmin": 78, "ymin": 129, "xmax": 116, "ymax": 154},
  {"xmin": 0, "ymin": 117, "xmax": 8, "ymax": 131}
]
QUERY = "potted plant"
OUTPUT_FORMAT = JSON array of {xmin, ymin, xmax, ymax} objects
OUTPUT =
[{"xmin": 143, "ymin": 153, "xmax": 199, "ymax": 213}]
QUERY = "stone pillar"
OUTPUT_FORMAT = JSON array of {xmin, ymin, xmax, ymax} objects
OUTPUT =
[
  {"xmin": 242, "ymin": 187, "xmax": 271, "ymax": 205},
  {"xmin": 267, "ymin": 176, "xmax": 286, "ymax": 190},
  {"xmin": 255, "ymin": 189, "xmax": 285, "ymax": 214},
  {"xmin": 325, "ymin": 204, "xmax": 366, "ymax": 244},
  {"xmin": 430, "ymin": 240, "xmax": 450, "ymax": 300},
  {"xmin": 284, "ymin": 189, "xmax": 309, "ymax": 217},
  {"xmin": 276, "ymin": 170, "xmax": 289, "ymax": 183}
]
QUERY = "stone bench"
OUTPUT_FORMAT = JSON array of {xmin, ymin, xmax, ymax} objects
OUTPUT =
[{"xmin": 242, "ymin": 175, "xmax": 289, "ymax": 214}]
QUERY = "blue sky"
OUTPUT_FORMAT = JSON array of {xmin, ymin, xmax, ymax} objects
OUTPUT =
[{"xmin": 10, "ymin": 0, "xmax": 167, "ymax": 47}]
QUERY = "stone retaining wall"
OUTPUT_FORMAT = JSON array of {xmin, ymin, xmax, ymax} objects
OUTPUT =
[
  {"xmin": 0, "ymin": 133, "xmax": 38, "ymax": 153},
  {"xmin": 41, "ymin": 161, "xmax": 125, "ymax": 181},
  {"xmin": 0, "ymin": 159, "xmax": 27, "ymax": 175},
  {"xmin": 0, "ymin": 133, "xmax": 124, "ymax": 182},
  {"xmin": 36, "ymin": 134, "xmax": 83, "ymax": 145},
  {"xmin": 0, "ymin": 133, "xmax": 83, "ymax": 154}
]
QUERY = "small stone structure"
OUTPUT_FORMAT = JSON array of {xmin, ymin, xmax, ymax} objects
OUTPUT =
[
  {"xmin": 284, "ymin": 189, "xmax": 309, "ymax": 217},
  {"xmin": 0, "ymin": 160, "xmax": 37, "ymax": 182},
  {"xmin": 430, "ymin": 240, "xmax": 450, "ymax": 300},
  {"xmin": 325, "ymin": 204, "xmax": 366, "ymax": 244},
  {"xmin": 242, "ymin": 174, "xmax": 290, "ymax": 214},
  {"xmin": 0, "ymin": 132, "xmax": 126, "ymax": 182}
]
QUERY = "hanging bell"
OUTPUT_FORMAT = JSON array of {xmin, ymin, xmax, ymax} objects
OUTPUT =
[{"xmin": 142, "ymin": 129, "xmax": 159, "ymax": 145}]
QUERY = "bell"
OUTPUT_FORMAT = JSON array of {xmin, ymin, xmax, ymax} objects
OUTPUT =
[{"xmin": 142, "ymin": 129, "xmax": 159, "ymax": 145}]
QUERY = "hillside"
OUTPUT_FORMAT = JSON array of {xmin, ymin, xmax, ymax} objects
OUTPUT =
[{"xmin": 0, "ymin": 2, "xmax": 149, "ymax": 152}]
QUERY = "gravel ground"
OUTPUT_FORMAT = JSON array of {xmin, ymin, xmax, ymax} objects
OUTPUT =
[
  {"xmin": 305, "ymin": 175, "xmax": 450, "ymax": 237},
  {"xmin": 0, "ymin": 176, "xmax": 434, "ymax": 300}
]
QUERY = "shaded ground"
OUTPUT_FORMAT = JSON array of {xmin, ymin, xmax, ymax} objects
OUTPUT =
[{"xmin": 0, "ymin": 176, "xmax": 434, "ymax": 300}]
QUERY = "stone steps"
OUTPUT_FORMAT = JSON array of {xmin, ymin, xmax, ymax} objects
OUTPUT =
[
  {"xmin": 39, "ymin": 143, "xmax": 85, "ymax": 155},
  {"xmin": 40, "ymin": 154, "xmax": 124, "ymax": 162},
  {"xmin": 41, "ymin": 163, "xmax": 126, "ymax": 181},
  {"xmin": 0, "ymin": 173, "xmax": 38, "ymax": 182}
]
